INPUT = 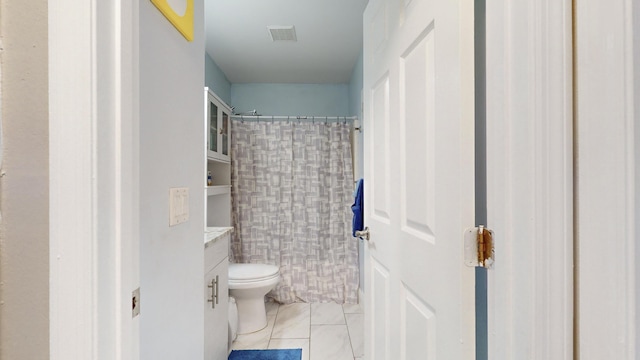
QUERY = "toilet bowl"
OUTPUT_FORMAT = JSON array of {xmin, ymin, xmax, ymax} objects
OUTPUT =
[
  {"xmin": 228, "ymin": 263, "xmax": 280, "ymax": 334},
  {"xmin": 228, "ymin": 297, "xmax": 238, "ymax": 349}
]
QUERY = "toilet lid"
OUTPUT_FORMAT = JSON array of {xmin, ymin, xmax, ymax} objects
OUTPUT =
[{"xmin": 229, "ymin": 263, "xmax": 279, "ymax": 281}]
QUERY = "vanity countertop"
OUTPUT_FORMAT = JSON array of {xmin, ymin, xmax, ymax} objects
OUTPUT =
[{"xmin": 204, "ymin": 227, "xmax": 233, "ymax": 249}]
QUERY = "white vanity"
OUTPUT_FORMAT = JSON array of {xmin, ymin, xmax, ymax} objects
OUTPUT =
[{"xmin": 204, "ymin": 227, "xmax": 232, "ymax": 360}]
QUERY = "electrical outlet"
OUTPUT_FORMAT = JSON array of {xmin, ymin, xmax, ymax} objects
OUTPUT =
[
  {"xmin": 132, "ymin": 287, "xmax": 140, "ymax": 318},
  {"xmin": 169, "ymin": 187, "xmax": 189, "ymax": 226}
]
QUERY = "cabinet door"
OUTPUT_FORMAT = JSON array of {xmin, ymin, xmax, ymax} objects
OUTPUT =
[
  {"xmin": 206, "ymin": 90, "xmax": 231, "ymax": 163},
  {"xmin": 220, "ymin": 110, "xmax": 230, "ymax": 160},
  {"xmin": 207, "ymin": 96, "xmax": 219, "ymax": 159},
  {"xmin": 204, "ymin": 259, "xmax": 229, "ymax": 360}
]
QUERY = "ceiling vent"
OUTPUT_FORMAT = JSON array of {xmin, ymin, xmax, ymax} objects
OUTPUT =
[{"xmin": 267, "ymin": 25, "xmax": 297, "ymax": 42}]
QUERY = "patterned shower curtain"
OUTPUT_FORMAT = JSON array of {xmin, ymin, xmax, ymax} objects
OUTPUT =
[{"xmin": 230, "ymin": 120, "xmax": 359, "ymax": 304}]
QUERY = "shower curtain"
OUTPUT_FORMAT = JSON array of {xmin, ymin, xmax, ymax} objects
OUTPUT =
[{"xmin": 230, "ymin": 120, "xmax": 359, "ymax": 304}]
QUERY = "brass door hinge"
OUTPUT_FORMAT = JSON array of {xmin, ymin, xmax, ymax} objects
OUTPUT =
[{"xmin": 464, "ymin": 225, "xmax": 494, "ymax": 269}]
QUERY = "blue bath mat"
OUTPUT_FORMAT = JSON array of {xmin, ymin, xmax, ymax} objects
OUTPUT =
[{"xmin": 228, "ymin": 349, "xmax": 302, "ymax": 360}]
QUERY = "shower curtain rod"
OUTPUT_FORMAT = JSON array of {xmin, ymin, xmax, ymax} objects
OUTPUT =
[{"xmin": 230, "ymin": 115, "xmax": 357, "ymax": 122}]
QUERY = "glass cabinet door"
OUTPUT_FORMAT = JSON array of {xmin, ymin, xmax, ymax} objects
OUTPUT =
[
  {"xmin": 205, "ymin": 87, "xmax": 231, "ymax": 162},
  {"xmin": 209, "ymin": 101, "xmax": 218, "ymax": 153},
  {"xmin": 221, "ymin": 112, "xmax": 229, "ymax": 156}
]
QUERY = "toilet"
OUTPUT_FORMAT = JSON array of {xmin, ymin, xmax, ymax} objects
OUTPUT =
[{"xmin": 228, "ymin": 263, "xmax": 280, "ymax": 334}]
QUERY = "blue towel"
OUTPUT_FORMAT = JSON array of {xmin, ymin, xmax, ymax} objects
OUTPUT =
[{"xmin": 352, "ymin": 178, "xmax": 364, "ymax": 237}]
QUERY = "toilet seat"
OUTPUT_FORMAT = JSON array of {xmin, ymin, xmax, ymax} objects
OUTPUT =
[{"xmin": 229, "ymin": 263, "xmax": 279, "ymax": 283}]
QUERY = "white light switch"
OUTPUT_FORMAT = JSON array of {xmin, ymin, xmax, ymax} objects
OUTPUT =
[{"xmin": 169, "ymin": 187, "xmax": 189, "ymax": 226}]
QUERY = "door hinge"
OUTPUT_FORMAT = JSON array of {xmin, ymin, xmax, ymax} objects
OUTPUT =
[
  {"xmin": 132, "ymin": 287, "xmax": 140, "ymax": 318},
  {"xmin": 464, "ymin": 225, "xmax": 494, "ymax": 269}
]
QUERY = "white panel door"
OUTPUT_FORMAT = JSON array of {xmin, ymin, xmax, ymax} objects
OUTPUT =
[{"xmin": 363, "ymin": 0, "xmax": 475, "ymax": 358}]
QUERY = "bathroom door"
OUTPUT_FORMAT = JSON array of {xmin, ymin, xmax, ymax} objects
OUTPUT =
[{"xmin": 363, "ymin": 0, "xmax": 476, "ymax": 358}]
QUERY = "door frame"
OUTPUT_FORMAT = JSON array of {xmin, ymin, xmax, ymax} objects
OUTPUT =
[
  {"xmin": 487, "ymin": 1, "xmax": 640, "ymax": 358},
  {"xmin": 574, "ymin": 0, "xmax": 639, "ymax": 357},
  {"xmin": 49, "ymin": 0, "xmax": 140, "ymax": 358},
  {"xmin": 486, "ymin": 0, "xmax": 574, "ymax": 358}
]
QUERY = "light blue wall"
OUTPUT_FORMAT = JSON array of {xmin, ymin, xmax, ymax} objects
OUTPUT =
[
  {"xmin": 348, "ymin": 52, "xmax": 365, "ymax": 295},
  {"xmin": 348, "ymin": 52, "xmax": 363, "ymax": 119},
  {"xmin": 205, "ymin": 53, "xmax": 232, "ymax": 105},
  {"xmin": 140, "ymin": 0, "xmax": 204, "ymax": 358},
  {"xmin": 474, "ymin": 1, "xmax": 488, "ymax": 358},
  {"xmin": 231, "ymin": 83, "xmax": 350, "ymax": 116},
  {"xmin": 348, "ymin": 53, "xmax": 364, "ymax": 178}
]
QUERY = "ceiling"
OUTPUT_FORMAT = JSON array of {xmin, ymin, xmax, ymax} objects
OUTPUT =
[{"xmin": 205, "ymin": 0, "xmax": 369, "ymax": 84}]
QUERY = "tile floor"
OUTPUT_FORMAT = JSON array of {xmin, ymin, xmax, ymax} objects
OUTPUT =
[{"xmin": 231, "ymin": 302, "xmax": 364, "ymax": 360}]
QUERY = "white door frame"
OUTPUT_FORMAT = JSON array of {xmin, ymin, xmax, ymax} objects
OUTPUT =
[
  {"xmin": 574, "ymin": 1, "xmax": 638, "ymax": 357},
  {"xmin": 486, "ymin": 0, "xmax": 574, "ymax": 358},
  {"xmin": 49, "ymin": 1, "xmax": 139, "ymax": 359}
]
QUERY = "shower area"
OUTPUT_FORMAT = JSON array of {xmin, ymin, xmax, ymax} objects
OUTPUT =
[{"xmin": 229, "ymin": 115, "xmax": 361, "ymax": 304}]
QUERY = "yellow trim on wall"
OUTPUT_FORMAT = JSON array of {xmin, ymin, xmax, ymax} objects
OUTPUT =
[{"xmin": 150, "ymin": 0, "xmax": 194, "ymax": 41}]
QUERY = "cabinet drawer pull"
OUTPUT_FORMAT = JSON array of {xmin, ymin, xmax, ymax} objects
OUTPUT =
[
  {"xmin": 215, "ymin": 275, "xmax": 219, "ymax": 305},
  {"xmin": 207, "ymin": 277, "xmax": 217, "ymax": 309}
]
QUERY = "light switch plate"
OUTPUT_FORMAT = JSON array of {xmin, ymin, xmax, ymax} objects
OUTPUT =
[{"xmin": 169, "ymin": 187, "xmax": 189, "ymax": 226}]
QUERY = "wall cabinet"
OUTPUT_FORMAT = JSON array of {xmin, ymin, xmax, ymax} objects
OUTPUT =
[
  {"xmin": 205, "ymin": 87, "xmax": 231, "ymax": 163},
  {"xmin": 203, "ymin": 87, "xmax": 232, "ymax": 227},
  {"xmin": 205, "ymin": 161, "xmax": 231, "ymax": 227}
]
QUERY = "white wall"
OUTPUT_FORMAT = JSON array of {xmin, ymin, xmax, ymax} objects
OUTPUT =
[
  {"xmin": 0, "ymin": 0, "xmax": 49, "ymax": 358},
  {"xmin": 139, "ymin": 1, "xmax": 205, "ymax": 358},
  {"xmin": 636, "ymin": 0, "xmax": 640, "ymax": 352}
]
